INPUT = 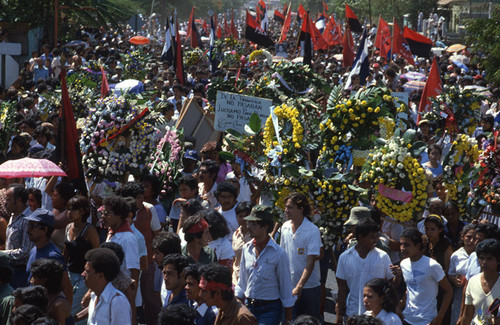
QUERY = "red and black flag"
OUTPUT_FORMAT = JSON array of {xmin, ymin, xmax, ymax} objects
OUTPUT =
[
  {"xmin": 256, "ymin": 0, "xmax": 266, "ymax": 24},
  {"xmin": 345, "ymin": 4, "xmax": 363, "ymax": 33},
  {"xmin": 55, "ymin": 69, "xmax": 86, "ymax": 194},
  {"xmin": 300, "ymin": 12, "xmax": 313, "ymax": 66},
  {"xmin": 282, "ymin": 3, "xmax": 288, "ymax": 16},
  {"xmin": 375, "ymin": 16, "xmax": 391, "ymax": 59},
  {"xmin": 392, "ymin": 19, "xmax": 414, "ymax": 65},
  {"xmin": 403, "ymin": 26, "xmax": 433, "ymax": 58},
  {"xmin": 186, "ymin": 7, "xmax": 203, "ymax": 48},
  {"xmin": 274, "ymin": 10, "xmax": 285, "ymax": 24},
  {"xmin": 245, "ymin": 10, "xmax": 274, "ymax": 48}
]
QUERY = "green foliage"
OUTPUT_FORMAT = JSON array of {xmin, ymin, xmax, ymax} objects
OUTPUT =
[{"xmin": 465, "ymin": 5, "xmax": 500, "ymax": 87}]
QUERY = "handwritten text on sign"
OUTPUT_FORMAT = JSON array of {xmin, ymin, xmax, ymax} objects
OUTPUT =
[{"xmin": 215, "ymin": 91, "xmax": 272, "ymax": 133}]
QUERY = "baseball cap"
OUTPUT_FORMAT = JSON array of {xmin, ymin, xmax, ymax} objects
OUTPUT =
[
  {"xmin": 25, "ymin": 208, "xmax": 55, "ymax": 228},
  {"xmin": 244, "ymin": 205, "xmax": 274, "ymax": 223},
  {"xmin": 184, "ymin": 150, "xmax": 200, "ymax": 161}
]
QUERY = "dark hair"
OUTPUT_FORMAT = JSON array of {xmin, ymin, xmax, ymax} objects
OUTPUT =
[
  {"xmin": 475, "ymin": 223, "xmax": 499, "ymax": 240},
  {"xmin": 355, "ymin": 220, "xmax": 380, "ymax": 239},
  {"xmin": 13, "ymin": 286, "xmax": 48, "ymax": 312},
  {"xmin": 181, "ymin": 199, "xmax": 204, "ymax": 218},
  {"xmin": 121, "ymin": 182, "xmax": 145, "ymax": 198},
  {"xmin": 8, "ymin": 184, "xmax": 29, "ymax": 204},
  {"xmin": 201, "ymin": 210, "xmax": 230, "ymax": 240},
  {"xmin": 179, "ymin": 175, "xmax": 198, "ymax": 191},
  {"xmin": 184, "ymin": 264, "xmax": 200, "ymax": 282},
  {"xmin": 124, "ymin": 197, "xmax": 138, "ymax": 217},
  {"xmin": 443, "ymin": 200, "xmax": 459, "ymax": 212},
  {"xmin": 66, "ymin": 195, "xmax": 90, "ymax": 222},
  {"xmin": 27, "ymin": 188, "xmax": 42, "ymax": 207},
  {"xmin": 158, "ymin": 304, "xmax": 196, "ymax": 325},
  {"xmin": 103, "ymin": 196, "xmax": 130, "ymax": 220},
  {"xmin": 476, "ymin": 238, "xmax": 500, "ymax": 269},
  {"xmin": 215, "ymin": 182, "xmax": 237, "ymax": 199},
  {"xmin": 12, "ymin": 304, "xmax": 45, "ymax": 325},
  {"xmin": 199, "ymin": 263, "xmax": 233, "ymax": 301},
  {"xmin": 100, "ymin": 241, "xmax": 125, "ymax": 265},
  {"xmin": 482, "ymin": 114, "xmax": 495, "ymax": 125},
  {"xmin": 364, "ymin": 278, "xmax": 398, "ymax": 313},
  {"xmin": 32, "ymin": 317, "xmax": 59, "ymax": 325},
  {"xmin": 85, "ymin": 248, "xmax": 121, "ymax": 282},
  {"xmin": 33, "ymin": 125, "xmax": 54, "ymax": 142},
  {"xmin": 161, "ymin": 253, "xmax": 190, "ymax": 276},
  {"xmin": 401, "ymin": 228, "xmax": 424, "ymax": 247},
  {"xmin": 427, "ymin": 144, "xmax": 443, "ymax": 156},
  {"xmin": 200, "ymin": 160, "xmax": 219, "ymax": 180},
  {"xmin": 54, "ymin": 182, "xmax": 76, "ymax": 203},
  {"xmin": 153, "ymin": 232, "xmax": 182, "ymax": 256},
  {"xmin": 182, "ymin": 212, "xmax": 208, "ymax": 243},
  {"xmin": 141, "ymin": 174, "xmax": 162, "ymax": 198},
  {"xmin": 292, "ymin": 315, "xmax": 322, "ymax": 325},
  {"xmin": 11, "ymin": 135, "xmax": 28, "ymax": 154},
  {"xmin": 0, "ymin": 262, "xmax": 12, "ymax": 284},
  {"xmin": 284, "ymin": 192, "xmax": 312, "ymax": 217},
  {"xmin": 346, "ymin": 315, "xmax": 383, "ymax": 325},
  {"xmin": 424, "ymin": 215, "xmax": 446, "ymax": 239},
  {"xmin": 30, "ymin": 259, "xmax": 64, "ymax": 295},
  {"xmin": 235, "ymin": 201, "xmax": 253, "ymax": 215}
]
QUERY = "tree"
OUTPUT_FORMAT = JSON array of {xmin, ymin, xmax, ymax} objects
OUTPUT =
[{"xmin": 464, "ymin": 5, "xmax": 500, "ymax": 87}]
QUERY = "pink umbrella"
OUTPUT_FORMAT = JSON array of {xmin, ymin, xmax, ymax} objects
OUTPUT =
[{"xmin": 0, "ymin": 158, "xmax": 67, "ymax": 178}]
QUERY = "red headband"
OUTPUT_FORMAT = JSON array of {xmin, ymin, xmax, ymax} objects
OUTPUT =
[
  {"xmin": 185, "ymin": 219, "xmax": 209, "ymax": 234},
  {"xmin": 198, "ymin": 277, "xmax": 232, "ymax": 291}
]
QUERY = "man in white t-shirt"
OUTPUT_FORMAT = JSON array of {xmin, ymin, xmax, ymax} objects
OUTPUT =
[
  {"xmin": 336, "ymin": 213, "xmax": 394, "ymax": 324},
  {"xmin": 214, "ymin": 182, "xmax": 239, "ymax": 239},
  {"xmin": 396, "ymin": 228, "xmax": 452, "ymax": 325},
  {"xmin": 280, "ymin": 193, "xmax": 323, "ymax": 321}
]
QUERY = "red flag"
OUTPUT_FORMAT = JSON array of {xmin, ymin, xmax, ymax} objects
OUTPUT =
[
  {"xmin": 375, "ymin": 16, "xmax": 391, "ymax": 58},
  {"xmin": 100, "ymin": 66, "xmax": 109, "ymax": 98},
  {"xmin": 175, "ymin": 24, "xmax": 185, "ymax": 84},
  {"xmin": 418, "ymin": 58, "xmax": 442, "ymax": 122},
  {"xmin": 186, "ymin": 7, "xmax": 195, "ymax": 42},
  {"xmin": 297, "ymin": 3, "xmax": 306, "ymax": 20},
  {"xmin": 345, "ymin": 4, "xmax": 363, "ymax": 33},
  {"xmin": 282, "ymin": 3, "xmax": 288, "ymax": 16},
  {"xmin": 256, "ymin": 0, "xmax": 266, "ymax": 24},
  {"xmin": 224, "ymin": 15, "xmax": 230, "ymax": 37},
  {"xmin": 342, "ymin": 25, "xmax": 355, "ymax": 67},
  {"xmin": 392, "ymin": 19, "xmax": 414, "ymax": 65},
  {"xmin": 230, "ymin": 11, "xmax": 239, "ymax": 38},
  {"xmin": 323, "ymin": 16, "xmax": 342, "ymax": 47},
  {"xmin": 216, "ymin": 25, "xmax": 222, "ymax": 39},
  {"xmin": 279, "ymin": 4, "xmax": 292, "ymax": 42},
  {"xmin": 56, "ymin": 69, "xmax": 83, "ymax": 181},
  {"xmin": 309, "ymin": 16, "xmax": 327, "ymax": 50},
  {"xmin": 322, "ymin": 0, "xmax": 329, "ymax": 17},
  {"xmin": 244, "ymin": 10, "xmax": 274, "ymax": 47}
]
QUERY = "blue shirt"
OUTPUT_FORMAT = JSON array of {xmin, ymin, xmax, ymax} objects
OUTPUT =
[
  {"xmin": 235, "ymin": 238, "xmax": 295, "ymax": 308},
  {"xmin": 190, "ymin": 301, "xmax": 216, "ymax": 325},
  {"xmin": 26, "ymin": 242, "xmax": 66, "ymax": 280},
  {"xmin": 164, "ymin": 288, "xmax": 188, "ymax": 307}
]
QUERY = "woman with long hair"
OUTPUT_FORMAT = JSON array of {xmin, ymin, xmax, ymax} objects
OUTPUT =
[{"xmin": 363, "ymin": 278, "xmax": 402, "ymax": 325}]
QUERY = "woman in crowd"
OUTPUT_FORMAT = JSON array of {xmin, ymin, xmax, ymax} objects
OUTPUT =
[
  {"xmin": 63, "ymin": 195, "xmax": 99, "ymax": 320},
  {"xmin": 202, "ymin": 209, "xmax": 235, "ymax": 268},
  {"xmin": 47, "ymin": 181, "xmax": 76, "ymax": 250},
  {"xmin": 363, "ymin": 278, "xmax": 401, "ymax": 325},
  {"xmin": 181, "ymin": 212, "xmax": 216, "ymax": 264},
  {"xmin": 29, "ymin": 259, "xmax": 73, "ymax": 325},
  {"xmin": 462, "ymin": 239, "xmax": 500, "ymax": 325},
  {"xmin": 423, "ymin": 144, "xmax": 443, "ymax": 178},
  {"xmin": 448, "ymin": 224, "xmax": 477, "ymax": 325}
]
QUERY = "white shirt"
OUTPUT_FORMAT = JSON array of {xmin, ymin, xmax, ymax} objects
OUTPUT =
[
  {"xmin": 448, "ymin": 247, "xmax": 471, "ymax": 325},
  {"xmin": 280, "ymin": 218, "xmax": 322, "ymax": 289},
  {"xmin": 381, "ymin": 219, "xmax": 404, "ymax": 263},
  {"xmin": 225, "ymin": 171, "xmax": 252, "ymax": 203},
  {"xmin": 235, "ymin": 238, "xmax": 295, "ymax": 308},
  {"xmin": 209, "ymin": 237, "xmax": 235, "ymax": 261},
  {"xmin": 365, "ymin": 309, "xmax": 402, "ymax": 325},
  {"xmin": 142, "ymin": 202, "xmax": 162, "ymax": 231},
  {"xmin": 107, "ymin": 231, "xmax": 140, "ymax": 277},
  {"xmin": 465, "ymin": 252, "xmax": 481, "ymax": 280},
  {"xmin": 336, "ymin": 246, "xmax": 393, "ymax": 316},
  {"xmin": 465, "ymin": 273, "xmax": 500, "ymax": 325},
  {"xmin": 216, "ymin": 206, "xmax": 239, "ymax": 239},
  {"xmin": 88, "ymin": 282, "xmax": 132, "ymax": 325},
  {"xmin": 401, "ymin": 255, "xmax": 445, "ymax": 325}
]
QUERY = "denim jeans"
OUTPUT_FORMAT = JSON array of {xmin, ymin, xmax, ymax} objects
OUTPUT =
[
  {"xmin": 69, "ymin": 272, "xmax": 88, "ymax": 325},
  {"xmin": 293, "ymin": 286, "xmax": 322, "ymax": 323},
  {"xmin": 247, "ymin": 299, "xmax": 282, "ymax": 325}
]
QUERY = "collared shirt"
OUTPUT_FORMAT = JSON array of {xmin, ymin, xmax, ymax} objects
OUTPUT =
[
  {"xmin": 190, "ymin": 300, "xmax": 217, "ymax": 325},
  {"xmin": 88, "ymin": 282, "xmax": 131, "ymax": 325},
  {"xmin": 232, "ymin": 227, "xmax": 252, "ymax": 285},
  {"xmin": 5, "ymin": 206, "xmax": 34, "ymax": 266},
  {"xmin": 280, "ymin": 218, "xmax": 322, "ymax": 289},
  {"xmin": 336, "ymin": 246, "xmax": 393, "ymax": 316},
  {"xmin": 164, "ymin": 288, "xmax": 188, "ymax": 307},
  {"xmin": 107, "ymin": 231, "xmax": 140, "ymax": 277},
  {"xmin": 26, "ymin": 242, "xmax": 66, "ymax": 279},
  {"xmin": 235, "ymin": 238, "xmax": 295, "ymax": 308},
  {"xmin": 214, "ymin": 298, "xmax": 257, "ymax": 325}
]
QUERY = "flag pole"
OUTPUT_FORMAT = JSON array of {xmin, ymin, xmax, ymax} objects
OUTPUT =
[{"xmin": 390, "ymin": 17, "xmax": 395, "ymax": 64}]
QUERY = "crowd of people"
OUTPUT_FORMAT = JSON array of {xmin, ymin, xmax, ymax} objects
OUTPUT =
[{"xmin": 0, "ymin": 6, "xmax": 499, "ymax": 325}]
